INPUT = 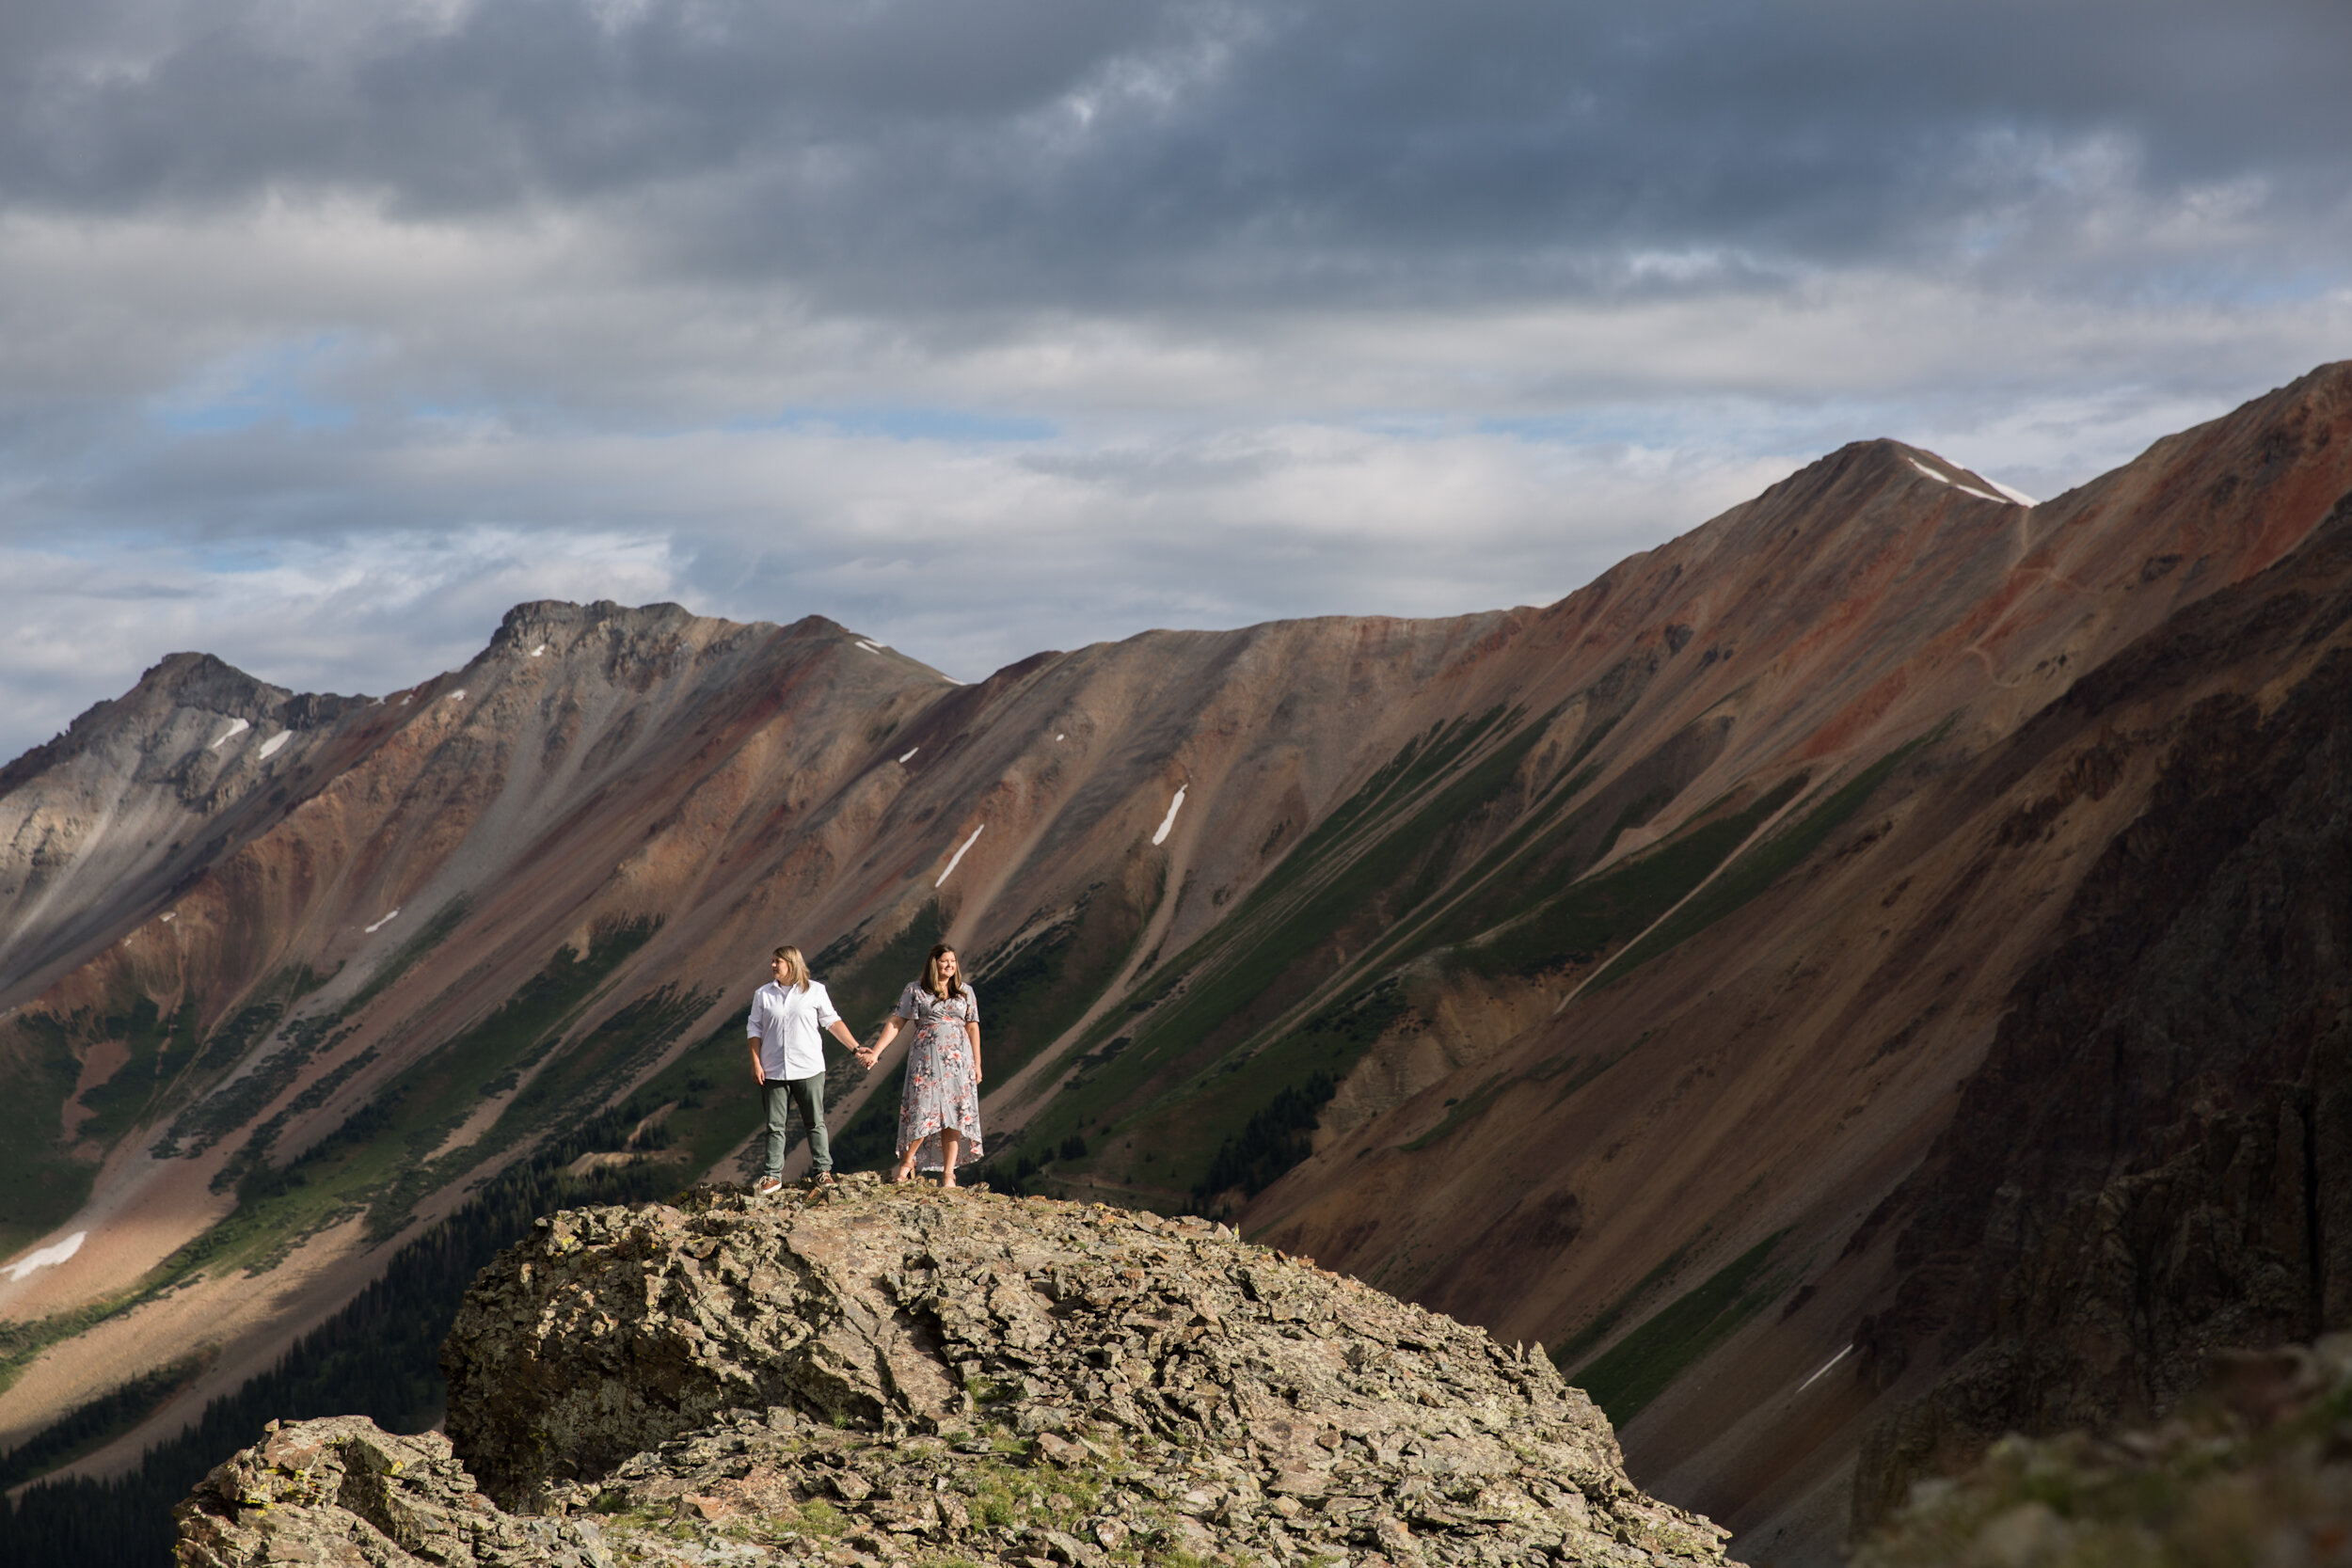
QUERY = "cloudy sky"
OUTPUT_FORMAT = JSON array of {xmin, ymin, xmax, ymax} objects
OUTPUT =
[{"xmin": 4, "ymin": 0, "xmax": 2349, "ymax": 761}]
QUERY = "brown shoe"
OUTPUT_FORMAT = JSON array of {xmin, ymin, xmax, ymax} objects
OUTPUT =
[{"xmin": 754, "ymin": 1176, "xmax": 785, "ymax": 1196}]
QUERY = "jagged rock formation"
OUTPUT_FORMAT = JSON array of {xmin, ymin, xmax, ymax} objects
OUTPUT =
[
  {"xmin": 175, "ymin": 1418, "xmax": 614, "ymax": 1568},
  {"xmin": 177, "ymin": 1180, "xmax": 1733, "ymax": 1568}
]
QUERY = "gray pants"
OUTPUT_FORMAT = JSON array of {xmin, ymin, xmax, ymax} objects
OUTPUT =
[{"xmin": 762, "ymin": 1073, "xmax": 829, "ymax": 1179}]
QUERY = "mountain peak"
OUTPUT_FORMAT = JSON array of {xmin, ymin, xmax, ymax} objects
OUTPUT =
[
  {"xmin": 487, "ymin": 598, "xmax": 710, "ymax": 657},
  {"xmin": 0, "ymin": 653, "xmax": 290, "ymax": 800},
  {"xmin": 132, "ymin": 651, "xmax": 289, "ymax": 712}
]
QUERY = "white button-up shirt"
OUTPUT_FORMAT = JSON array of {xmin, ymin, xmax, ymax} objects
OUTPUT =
[{"xmin": 747, "ymin": 980, "xmax": 844, "ymax": 1081}]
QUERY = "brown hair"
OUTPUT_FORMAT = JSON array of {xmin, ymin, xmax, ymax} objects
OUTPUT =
[
  {"xmin": 921, "ymin": 943, "xmax": 965, "ymax": 1001},
  {"xmin": 771, "ymin": 944, "xmax": 810, "ymax": 991}
]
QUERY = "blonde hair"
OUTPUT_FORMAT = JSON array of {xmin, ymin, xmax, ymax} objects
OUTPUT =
[
  {"xmin": 771, "ymin": 944, "xmax": 810, "ymax": 991},
  {"xmin": 921, "ymin": 943, "xmax": 965, "ymax": 1001}
]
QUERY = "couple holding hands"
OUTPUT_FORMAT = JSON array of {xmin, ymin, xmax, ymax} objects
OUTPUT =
[{"xmin": 746, "ymin": 941, "xmax": 982, "ymax": 1195}]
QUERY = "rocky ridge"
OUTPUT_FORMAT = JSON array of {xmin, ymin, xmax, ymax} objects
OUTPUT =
[{"xmin": 176, "ymin": 1179, "xmax": 1733, "ymax": 1568}]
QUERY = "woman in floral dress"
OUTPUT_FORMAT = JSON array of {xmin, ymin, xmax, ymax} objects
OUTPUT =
[{"xmin": 860, "ymin": 942, "xmax": 983, "ymax": 1185}]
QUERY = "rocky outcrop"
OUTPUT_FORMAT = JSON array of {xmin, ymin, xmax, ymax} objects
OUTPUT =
[
  {"xmin": 173, "ymin": 1417, "xmax": 614, "ymax": 1568},
  {"xmin": 179, "ymin": 1180, "xmax": 1736, "ymax": 1568},
  {"xmin": 1853, "ymin": 1338, "xmax": 2352, "ymax": 1568}
]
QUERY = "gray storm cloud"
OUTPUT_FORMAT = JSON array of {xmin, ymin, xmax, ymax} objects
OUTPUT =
[{"xmin": 8, "ymin": 1, "xmax": 2349, "ymax": 296}]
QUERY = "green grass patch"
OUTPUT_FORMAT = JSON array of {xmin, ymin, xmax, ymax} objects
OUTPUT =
[
  {"xmin": 1064, "ymin": 707, "xmax": 1549, "ymax": 1131},
  {"xmin": 793, "ymin": 1498, "xmax": 849, "ymax": 1537},
  {"xmin": 1568, "ymin": 1228, "xmax": 1789, "ymax": 1423},
  {"xmin": 1591, "ymin": 730, "xmax": 1939, "ymax": 985},
  {"xmin": 151, "ymin": 1001, "xmax": 290, "ymax": 1156},
  {"xmin": 827, "ymin": 1075, "xmax": 905, "ymax": 1175},
  {"xmin": 1118, "ymin": 705, "xmax": 1523, "ymax": 1012},
  {"xmin": 1048, "ymin": 981, "xmax": 1409, "ymax": 1206},
  {"xmin": 0, "ymin": 1352, "xmax": 211, "ymax": 1486},
  {"xmin": 356, "ymin": 916, "xmax": 661, "ymax": 1240},
  {"xmin": 208, "ymin": 1039, "xmax": 371, "ymax": 1196},
  {"xmin": 1451, "ymin": 771, "xmax": 1810, "ymax": 981},
  {"xmin": 821, "ymin": 900, "xmax": 946, "ymax": 1028},
  {"xmin": 1545, "ymin": 1032, "xmax": 1649, "ymax": 1108},
  {"xmin": 1397, "ymin": 1071, "xmax": 1509, "ymax": 1153},
  {"xmin": 471, "ymin": 983, "xmax": 715, "ymax": 1157},
  {"xmin": 1190, "ymin": 1069, "xmax": 1338, "ymax": 1206},
  {"xmin": 346, "ymin": 896, "xmax": 471, "ymax": 1013},
  {"xmin": 151, "ymin": 958, "xmax": 358, "ymax": 1161},
  {"xmin": 135, "ymin": 916, "xmax": 666, "ymax": 1272},
  {"xmin": 0, "ymin": 1010, "xmax": 98, "ymax": 1246},
  {"xmin": 1547, "ymin": 1240, "xmax": 1693, "ymax": 1374},
  {"xmin": 628, "ymin": 1015, "xmax": 764, "ymax": 1180},
  {"xmin": 68, "ymin": 996, "xmax": 196, "ymax": 1148},
  {"xmin": 976, "ymin": 918, "xmax": 1079, "ymax": 1065},
  {"xmin": 1419, "ymin": 759, "xmax": 1610, "ymax": 933},
  {"xmin": 0, "ymin": 1294, "xmax": 147, "ymax": 1398},
  {"xmin": 974, "ymin": 866, "xmax": 1158, "ymax": 1088}
]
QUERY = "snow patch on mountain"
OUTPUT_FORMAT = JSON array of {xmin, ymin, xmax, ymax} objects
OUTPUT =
[
  {"xmin": 935, "ymin": 824, "xmax": 984, "ymax": 887},
  {"xmin": 1152, "ymin": 786, "xmax": 1187, "ymax": 846},
  {"xmin": 5, "ymin": 1230, "xmax": 86, "ymax": 1282}
]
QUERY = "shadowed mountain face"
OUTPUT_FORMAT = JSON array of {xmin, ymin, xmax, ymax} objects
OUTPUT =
[{"xmin": 7, "ymin": 364, "xmax": 2352, "ymax": 1561}]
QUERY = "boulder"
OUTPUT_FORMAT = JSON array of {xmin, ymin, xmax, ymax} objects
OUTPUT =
[{"xmin": 171, "ymin": 1414, "xmax": 613, "ymax": 1567}]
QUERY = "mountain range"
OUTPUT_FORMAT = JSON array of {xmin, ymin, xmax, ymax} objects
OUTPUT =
[{"xmin": 7, "ymin": 360, "xmax": 2352, "ymax": 1563}]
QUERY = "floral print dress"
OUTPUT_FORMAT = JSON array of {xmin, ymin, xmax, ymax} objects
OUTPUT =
[{"xmin": 892, "ymin": 981, "xmax": 982, "ymax": 1171}]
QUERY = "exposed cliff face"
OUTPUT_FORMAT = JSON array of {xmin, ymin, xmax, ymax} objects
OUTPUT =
[
  {"xmin": 178, "ymin": 1182, "xmax": 1734, "ymax": 1568},
  {"xmin": 13, "ymin": 368, "xmax": 2352, "ymax": 1565},
  {"xmin": 1844, "ymin": 496, "xmax": 2352, "ymax": 1531}
]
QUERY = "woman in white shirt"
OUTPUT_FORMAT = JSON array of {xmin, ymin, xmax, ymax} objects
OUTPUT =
[{"xmin": 747, "ymin": 944, "xmax": 863, "ymax": 1194}]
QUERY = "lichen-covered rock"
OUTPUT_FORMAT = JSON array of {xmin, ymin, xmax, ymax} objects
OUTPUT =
[
  {"xmin": 183, "ymin": 1179, "xmax": 1735, "ymax": 1568},
  {"xmin": 171, "ymin": 1414, "xmax": 614, "ymax": 1567}
]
